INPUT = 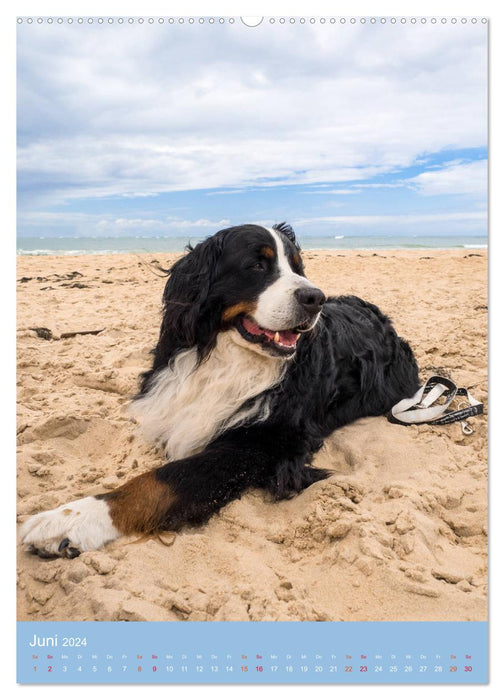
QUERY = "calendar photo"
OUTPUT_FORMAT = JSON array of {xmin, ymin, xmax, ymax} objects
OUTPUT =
[{"xmin": 16, "ymin": 14, "xmax": 488, "ymax": 684}]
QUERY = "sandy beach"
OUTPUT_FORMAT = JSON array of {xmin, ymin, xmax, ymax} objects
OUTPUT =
[{"xmin": 16, "ymin": 249, "xmax": 487, "ymax": 622}]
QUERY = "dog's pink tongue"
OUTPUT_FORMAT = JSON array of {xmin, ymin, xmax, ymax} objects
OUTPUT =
[
  {"xmin": 242, "ymin": 316, "xmax": 265, "ymax": 337},
  {"xmin": 277, "ymin": 330, "xmax": 299, "ymax": 346},
  {"xmin": 242, "ymin": 317, "xmax": 299, "ymax": 346}
]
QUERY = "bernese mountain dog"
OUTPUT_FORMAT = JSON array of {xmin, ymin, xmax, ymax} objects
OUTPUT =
[{"xmin": 20, "ymin": 223, "xmax": 420, "ymax": 558}]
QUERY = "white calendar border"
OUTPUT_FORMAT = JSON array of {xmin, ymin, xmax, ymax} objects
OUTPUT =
[{"xmin": 4, "ymin": 1, "xmax": 501, "ymax": 698}]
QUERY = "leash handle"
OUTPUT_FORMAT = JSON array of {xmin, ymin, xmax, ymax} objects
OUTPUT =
[{"xmin": 388, "ymin": 375, "xmax": 483, "ymax": 428}]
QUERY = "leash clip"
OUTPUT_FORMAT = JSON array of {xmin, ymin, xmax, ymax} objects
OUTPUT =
[
  {"xmin": 461, "ymin": 421, "xmax": 474, "ymax": 436},
  {"xmin": 457, "ymin": 401, "xmax": 474, "ymax": 435}
]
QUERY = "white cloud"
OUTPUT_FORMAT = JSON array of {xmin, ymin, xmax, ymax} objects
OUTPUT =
[
  {"xmin": 294, "ymin": 212, "xmax": 487, "ymax": 226},
  {"xmin": 94, "ymin": 217, "xmax": 231, "ymax": 235},
  {"xmin": 292, "ymin": 211, "xmax": 487, "ymax": 236},
  {"xmin": 406, "ymin": 160, "xmax": 487, "ymax": 197},
  {"xmin": 17, "ymin": 211, "xmax": 232, "ymax": 237},
  {"xmin": 97, "ymin": 218, "xmax": 165, "ymax": 230},
  {"xmin": 17, "ymin": 21, "xmax": 487, "ymax": 204},
  {"xmin": 166, "ymin": 218, "xmax": 231, "ymax": 229},
  {"xmin": 357, "ymin": 183, "xmax": 408, "ymax": 189},
  {"xmin": 304, "ymin": 189, "xmax": 361, "ymax": 195}
]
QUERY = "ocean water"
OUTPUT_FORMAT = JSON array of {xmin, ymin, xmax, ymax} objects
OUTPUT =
[{"xmin": 16, "ymin": 235, "xmax": 488, "ymax": 256}]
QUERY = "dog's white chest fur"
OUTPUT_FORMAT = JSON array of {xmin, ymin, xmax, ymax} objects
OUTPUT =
[{"xmin": 131, "ymin": 331, "xmax": 284, "ymax": 460}]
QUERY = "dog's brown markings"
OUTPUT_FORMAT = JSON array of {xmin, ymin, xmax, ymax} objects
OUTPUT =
[
  {"xmin": 221, "ymin": 301, "xmax": 257, "ymax": 322},
  {"xmin": 103, "ymin": 471, "xmax": 175, "ymax": 534},
  {"xmin": 292, "ymin": 252, "xmax": 301, "ymax": 267},
  {"xmin": 260, "ymin": 245, "xmax": 275, "ymax": 259}
]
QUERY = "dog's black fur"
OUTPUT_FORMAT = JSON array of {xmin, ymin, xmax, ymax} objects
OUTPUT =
[{"xmin": 130, "ymin": 223, "xmax": 420, "ymax": 532}]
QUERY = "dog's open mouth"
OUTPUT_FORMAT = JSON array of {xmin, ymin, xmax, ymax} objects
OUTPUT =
[{"xmin": 235, "ymin": 315, "xmax": 310, "ymax": 356}]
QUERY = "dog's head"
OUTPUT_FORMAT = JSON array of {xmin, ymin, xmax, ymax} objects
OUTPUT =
[{"xmin": 160, "ymin": 222, "xmax": 325, "ymax": 363}]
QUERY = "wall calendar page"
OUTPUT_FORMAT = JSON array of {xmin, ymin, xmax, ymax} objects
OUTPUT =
[{"xmin": 16, "ymin": 12, "xmax": 488, "ymax": 686}]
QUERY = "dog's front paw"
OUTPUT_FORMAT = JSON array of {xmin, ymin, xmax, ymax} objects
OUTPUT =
[{"xmin": 19, "ymin": 496, "xmax": 120, "ymax": 558}]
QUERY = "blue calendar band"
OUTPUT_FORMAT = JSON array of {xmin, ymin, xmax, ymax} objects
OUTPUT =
[{"xmin": 17, "ymin": 620, "xmax": 487, "ymax": 684}]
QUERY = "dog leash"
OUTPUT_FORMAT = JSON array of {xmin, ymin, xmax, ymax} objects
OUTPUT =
[{"xmin": 388, "ymin": 375, "xmax": 484, "ymax": 435}]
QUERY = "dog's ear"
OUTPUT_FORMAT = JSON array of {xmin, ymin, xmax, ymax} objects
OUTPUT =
[
  {"xmin": 273, "ymin": 222, "xmax": 301, "ymax": 250},
  {"xmin": 163, "ymin": 235, "xmax": 224, "ymax": 309},
  {"xmin": 156, "ymin": 235, "xmax": 225, "ymax": 364}
]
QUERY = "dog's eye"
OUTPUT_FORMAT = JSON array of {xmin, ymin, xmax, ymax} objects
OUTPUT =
[{"xmin": 251, "ymin": 260, "xmax": 267, "ymax": 272}]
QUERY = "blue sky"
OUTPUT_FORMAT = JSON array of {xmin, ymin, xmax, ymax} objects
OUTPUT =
[{"xmin": 17, "ymin": 19, "xmax": 488, "ymax": 239}]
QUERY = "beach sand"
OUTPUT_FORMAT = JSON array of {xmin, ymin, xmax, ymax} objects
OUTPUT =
[{"xmin": 16, "ymin": 249, "xmax": 487, "ymax": 622}]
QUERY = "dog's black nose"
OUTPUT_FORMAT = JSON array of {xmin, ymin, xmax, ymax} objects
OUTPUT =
[{"xmin": 294, "ymin": 286, "xmax": 326, "ymax": 314}]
